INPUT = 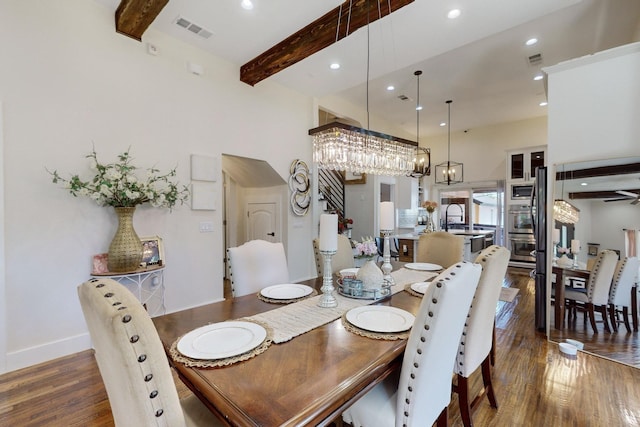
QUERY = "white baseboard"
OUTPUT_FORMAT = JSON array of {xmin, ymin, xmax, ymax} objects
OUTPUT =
[{"xmin": 4, "ymin": 332, "xmax": 92, "ymax": 373}]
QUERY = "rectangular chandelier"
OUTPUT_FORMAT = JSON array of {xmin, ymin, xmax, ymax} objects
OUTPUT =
[
  {"xmin": 309, "ymin": 122, "xmax": 418, "ymax": 176},
  {"xmin": 553, "ymin": 199, "xmax": 580, "ymax": 224}
]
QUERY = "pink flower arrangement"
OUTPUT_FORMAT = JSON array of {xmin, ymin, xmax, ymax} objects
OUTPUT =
[{"xmin": 355, "ymin": 237, "xmax": 377, "ymax": 258}]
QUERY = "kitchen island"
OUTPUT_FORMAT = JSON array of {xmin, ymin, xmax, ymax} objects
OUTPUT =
[{"xmin": 395, "ymin": 230, "xmax": 494, "ymax": 262}]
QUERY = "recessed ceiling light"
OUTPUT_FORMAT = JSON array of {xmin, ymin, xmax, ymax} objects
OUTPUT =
[
  {"xmin": 539, "ymin": 101, "xmax": 548, "ymax": 107},
  {"xmin": 439, "ymin": 122, "xmax": 446, "ymax": 127},
  {"xmin": 526, "ymin": 38, "xmax": 538, "ymax": 46},
  {"xmin": 330, "ymin": 63, "xmax": 340, "ymax": 70},
  {"xmin": 533, "ymin": 74, "xmax": 544, "ymax": 81},
  {"xmin": 447, "ymin": 9, "xmax": 461, "ymax": 19},
  {"xmin": 581, "ymin": 182, "xmax": 588, "ymax": 186},
  {"xmin": 241, "ymin": 0, "xmax": 253, "ymax": 10},
  {"xmin": 416, "ymin": 105, "xmax": 423, "ymax": 111},
  {"xmin": 387, "ymin": 85, "xmax": 395, "ymax": 91}
]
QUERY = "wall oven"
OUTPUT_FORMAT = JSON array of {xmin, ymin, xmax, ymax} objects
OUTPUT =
[
  {"xmin": 508, "ymin": 205, "xmax": 533, "ymax": 234},
  {"xmin": 508, "ymin": 232, "xmax": 536, "ymax": 262}
]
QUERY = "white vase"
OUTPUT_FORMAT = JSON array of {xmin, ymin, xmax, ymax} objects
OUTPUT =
[{"xmin": 357, "ymin": 260, "xmax": 384, "ymax": 290}]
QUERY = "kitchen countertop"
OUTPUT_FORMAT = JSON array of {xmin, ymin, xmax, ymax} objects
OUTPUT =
[{"xmin": 394, "ymin": 230, "xmax": 494, "ymax": 240}]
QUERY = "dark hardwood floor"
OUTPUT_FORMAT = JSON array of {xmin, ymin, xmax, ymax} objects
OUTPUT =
[
  {"xmin": 2, "ymin": 268, "xmax": 640, "ymax": 426},
  {"xmin": 548, "ymin": 295, "xmax": 640, "ymax": 368}
]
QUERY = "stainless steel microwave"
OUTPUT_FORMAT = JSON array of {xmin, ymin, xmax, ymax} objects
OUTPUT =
[{"xmin": 511, "ymin": 184, "xmax": 533, "ymax": 200}]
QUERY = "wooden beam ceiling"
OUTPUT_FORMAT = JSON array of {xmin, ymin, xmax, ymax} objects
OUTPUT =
[
  {"xmin": 556, "ymin": 163, "xmax": 640, "ymax": 181},
  {"xmin": 240, "ymin": 0, "xmax": 414, "ymax": 87},
  {"xmin": 569, "ymin": 189, "xmax": 640, "ymax": 200},
  {"xmin": 115, "ymin": 0, "xmax": 169, "ymax": 41}
]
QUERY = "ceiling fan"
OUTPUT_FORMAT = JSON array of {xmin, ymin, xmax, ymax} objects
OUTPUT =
[{"xmin": 605, "ymin": 190, "xmax": 640, "ymax": 205}]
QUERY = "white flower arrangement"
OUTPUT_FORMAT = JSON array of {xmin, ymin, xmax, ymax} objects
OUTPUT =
[
  {"xmin": 48, "ymin": 148, "xmax": 189, "ymax": 209},
  {"xmin": 355, "ymin": 237, "xmax": 377, "ymax": 259}
]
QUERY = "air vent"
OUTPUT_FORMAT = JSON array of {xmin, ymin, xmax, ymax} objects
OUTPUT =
[
  {"xmin": 528, "ymin": 53, "xmax": 543, "ymax": 66},
  {"xmin": 174, "ymin": 16, "xmax": 213, "ymax": 39},
  {"xmin": 397, "ymin": 94, "xmax": 409, "ymax": 101}
]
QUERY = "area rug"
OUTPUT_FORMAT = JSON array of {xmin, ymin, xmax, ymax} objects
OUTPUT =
[{"xmin": 499, "ymin": 287, "xmax": 520, "ymax": 303}]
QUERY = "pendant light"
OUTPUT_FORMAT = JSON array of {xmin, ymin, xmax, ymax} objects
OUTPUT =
[
  {"xmin": 408, "ymin": 70, "xmax": 431, "ymax": 178},
  {"xmin": 435, "ymin": 100, "xmax": 464, "ymax": 185},
  {"xmin": 554, "ymin": 167, "xmax": 580, "ymax": 224},
  {"xmin": 309, "ymin": 0, "xmax": 418, "ymax": 176}
]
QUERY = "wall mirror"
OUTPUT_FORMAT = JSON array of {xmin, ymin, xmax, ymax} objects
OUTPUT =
[{"xmin": 548, "ymin": 156, "xmax": 640, "ymax": 368}]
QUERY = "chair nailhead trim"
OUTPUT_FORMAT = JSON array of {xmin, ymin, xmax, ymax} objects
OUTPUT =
[
  {"xmin": 104, "ymin": 292, "xmax": 114, "ymax": 298},
  {"xmin": 130, "ymin": 335, "xmax": 139, "ymax": 343},
  {"xmin": 144, "ymin": 373, "xmax": 153, "ymax": 382},
  {"xmin": 155, "ymin": 409, "xmax": 164, "ymax": 417},
  {"xmin": 95, "ymin": 282, "xmax": 103, "ymax": 287},
  {"xmin": 112, "ymin": 302, "xmax": 122, "ymax": 306},
  {"xmin": 138, "ymin": 354, "xmax": 147, "ymax": 362},
  {"xmin": 150, "ymin": 390, "xmax": 158, "ymax": 398},
  {"xmin": 122, "ymin": 314, "xmax": 132, "ymax": 323}
]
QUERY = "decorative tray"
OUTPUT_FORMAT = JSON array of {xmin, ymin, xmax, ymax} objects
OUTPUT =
[{"xmin": 337, "ymin": 278, "xmax": 392, "ymax": 301}]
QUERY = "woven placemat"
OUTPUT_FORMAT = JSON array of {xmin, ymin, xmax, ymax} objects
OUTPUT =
[
  {"xmin": 257, "ymin": 289, "xmax": 318, "ymax": 304},
  {"xmin": 404, "ymin": 283, "xmax": 425, "ymax": 298},
  {"xmin": 341, "ymin": 313, "xmax": 410, "ymax": 341},
  {"xmin": 169, "ymin": 319, "xmax": 273, "ymax": 368}
]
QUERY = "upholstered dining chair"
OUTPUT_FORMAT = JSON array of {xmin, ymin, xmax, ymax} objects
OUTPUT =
[
  {"xmin": 78, "ymin": 278, "xmax": 223, "ymax": 427},
  {"xmin": 453, "ymin": 245, "xmax": 510, "ymax": 427},
  {"xmin": 608, "ymin": 256, "xmax": 639, "ymax": 332},
  {"xmin": 227, "ymin": 239, "xmax": 289, "ymax": 297},
  {"xmin": 564, "ymin": 250, "xmax": 618, "ymax": 333},
  {"xmin": 341, "ymin": 262, "xmax": 482, "ymax": 427},
  {"xmin": 312, "ymin": 234, "xmax": 355, "ymax": 276},
  {"xmin": 416, "ymin": 231, "xmax": 464, "ymax": 268}
]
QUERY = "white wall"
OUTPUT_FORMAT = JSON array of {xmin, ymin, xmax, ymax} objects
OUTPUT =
[
  {"xmin": 0, "ymin": 1, "xmax": 315, "ymax": 371},
  {"xmin": 545, "ymin": 42, "xmax": 640, "ymax": 332}
]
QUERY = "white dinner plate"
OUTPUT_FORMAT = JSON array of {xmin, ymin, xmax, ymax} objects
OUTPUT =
[
  {"xmin": 177, "ymin": 321, "xmax": 267, "ymax": 360},
  {"xmin": 410, "ymin": 282, "xmax": 432, "ymax": 295},
  {"xmin": 260, "ymin": 284, "xmax": 313, "ymax": 300},
  {"xmin": 405, "ymin": 262, "xmax": 443, "ymax": 271},
  {"xmin": 346, "ymin": 306, "xmax": 415, "ymax": 333}
]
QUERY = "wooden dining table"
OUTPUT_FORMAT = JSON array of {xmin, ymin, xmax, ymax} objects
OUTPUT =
[
  {"xmin": 153, "ymin": 272, "xmax": 425, "ymax": 426},
  {"xmin": 553, "ymin": 265, "xmax": 639, "ymax": 331}
]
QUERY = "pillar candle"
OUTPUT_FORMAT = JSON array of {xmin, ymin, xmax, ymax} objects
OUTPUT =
[
  {"xmin": 552, "ymin": 228, "xmax": 560, "ymax": 243},
  {"xmin": 319, "ymin": 214, "xmax": 338, "ymax": 252},
  {"xmin": 571, "ymin": 239, "xmax": 580, "ymax": 253},
  {"xmin": 380, "ymin": 201, "xmax": 395, "ymax": 231}
]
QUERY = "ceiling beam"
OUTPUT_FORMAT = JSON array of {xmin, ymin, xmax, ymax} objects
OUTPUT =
[
  {"xmin": 556, "ymin": 162, "xmax": 640, "ymax": 181},
  {"xmin": 115, "ymin": 0, "xmax": 169, "ymax": 41},
  {"xmin": 569, "ymin": 189, "xmax": 640, "ymax": 200},
  {"xmin": 240, "ymin": 0, "xmax": 414, "ymax": 87}
]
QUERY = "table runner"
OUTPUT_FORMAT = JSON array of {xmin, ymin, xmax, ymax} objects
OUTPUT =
[{"xmin": 246, "ymin": 268, "xmax": 436, "ymax": 343}]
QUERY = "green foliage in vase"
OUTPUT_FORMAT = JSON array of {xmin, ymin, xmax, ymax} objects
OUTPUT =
[{"xmin": 48, "ymin": 148, "xmax": 189, "ymax": 209}]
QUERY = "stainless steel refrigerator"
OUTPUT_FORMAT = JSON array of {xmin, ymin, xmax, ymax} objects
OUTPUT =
[{"xmin": 530, "ymin": 166, "xmax": 547, "ymax": 332}]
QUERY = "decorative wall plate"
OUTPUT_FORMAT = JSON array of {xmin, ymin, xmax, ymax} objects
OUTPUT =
[{"xmin": 288, "ymin": 159, "xmax": 310, "ymax": 216}]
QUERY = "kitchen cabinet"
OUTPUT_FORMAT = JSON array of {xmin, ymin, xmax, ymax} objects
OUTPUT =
[{"xmin": 507, "ymin": 147, "xmax": 546, "ymax": 183}]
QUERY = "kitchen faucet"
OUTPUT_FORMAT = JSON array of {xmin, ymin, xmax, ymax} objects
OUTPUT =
[{"xmin": 444, "ymin": 203, "xmax": 464, "ymax": 232}]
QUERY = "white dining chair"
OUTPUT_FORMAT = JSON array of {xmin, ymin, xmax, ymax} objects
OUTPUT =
[
  {"xmin": 565, "ymin": 250, "xmax": 618, "ymax": 333},
  {"xmin": 416, "ymin": 231, "xmax": 464, "ymax": 268},
  {"xmin": 608, "ymin": 256, "xmax": 639, "ymax": 332},
  {"xmin": 341, "ymin": 261, "xmax": 482, "ymax": 427},
  {"xmin": 454, "ymin": 245, "xmax": 510, "ymax": 427},
  {"xmin": 312, "ymin": 234, "xmax": 355, "ymax": 276},
  {"xmin": 227, "ymin": 239, "xmax": 289, "ymax": 297},
  {"xmin": 77, "ymin": 278, "xmax": 223, "ymax": 427}
]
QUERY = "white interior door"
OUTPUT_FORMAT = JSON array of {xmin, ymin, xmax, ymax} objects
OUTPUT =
[{"xmin": 247, "ymin": 202, "xmax": 279, "ymax": 242}]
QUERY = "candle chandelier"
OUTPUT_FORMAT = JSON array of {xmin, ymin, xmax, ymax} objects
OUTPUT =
[
  {"xmin": 435, "ymin": 100, "xmax": 464, "ymax": 185},
  {"xmin": 408, "ymin": 70, "xmax": 431, "ymax": 178},
  {"xmin": 309, "ymin": 0, "xmax": 418, "ymax": 177}
]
